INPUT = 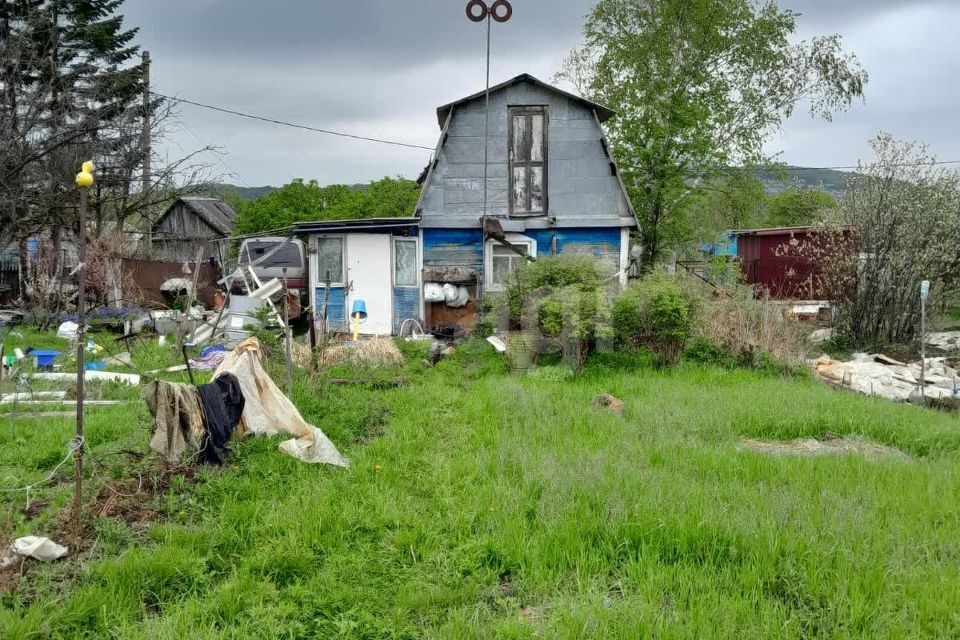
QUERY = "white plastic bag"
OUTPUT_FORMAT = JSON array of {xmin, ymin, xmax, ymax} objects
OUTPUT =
[
  {"xmin": 1, "ymin": 536, "xmax": 68, "ymax": 567},
  {"xmin": 56, "ymin": 321, "xmax": 79, "ymax": 341},
  {"xmin": 444, "ymin": 285, "xmax": 470, "ymax": 308},
  {"xmin": 424, "ymin": 283, "xmax": 445, "ymax": 302},
  {"xmin": 442, "ymin": 283, "xmax": 458, "ymax": 303}
]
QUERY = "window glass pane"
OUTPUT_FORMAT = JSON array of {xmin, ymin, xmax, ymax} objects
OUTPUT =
[
  {"xmin": 530, "ymin": 115, "xmax": 544, "ymax": 162},
  {"xmin": 317, "ymin": 238, "xmax": 343, "ymax": 283},
  {"xmin": 491, "ymin": 255, "xmax": 513, "ymax": 286},
  {"xmin": 244, "ymin": 241, "xmax": 302, "ymax": 268},
  {"xmin": 394, "ymin": 239, "xmax": 417, "ymax": 287},
  {"xmin": 511, "ymin": 115, "xmax": 530, "ymax": 161},
  {"xmin": 512, "ymin": 166, "xmax": 529, "ymax": 211},
  {"xmin": 489, "ymin": 243, "xmax": 531, "ymax": 287},
  {"xmin": 529, "ymin": 166, "xmax": 544, "ymax": 211}
]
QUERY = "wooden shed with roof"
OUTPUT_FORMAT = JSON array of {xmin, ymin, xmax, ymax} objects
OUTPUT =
[{"xmin": 150, "ymin": 196, "xmax": 237, "ymax": 261}]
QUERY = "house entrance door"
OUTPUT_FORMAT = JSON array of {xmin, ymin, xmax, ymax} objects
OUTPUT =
[{"xmin": 346, "ymin": 234, "xmax": 393, "ymax": 335}]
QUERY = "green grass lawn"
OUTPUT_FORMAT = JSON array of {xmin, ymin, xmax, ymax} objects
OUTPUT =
[{"xmin": 1, "ymin": 339, "xmax": 959, "ymax": 639}]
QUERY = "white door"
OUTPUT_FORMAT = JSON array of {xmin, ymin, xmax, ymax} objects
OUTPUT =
[{"xmin": 346, "ymin": 234, "xmax": 393, "ymax": 335}]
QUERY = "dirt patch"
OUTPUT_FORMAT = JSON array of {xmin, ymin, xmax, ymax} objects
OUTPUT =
[
  {"xmin": 740, "ymin": 435, "xmax": 909, "ymax": 460},
  {"xmin": 593, "ymin": 393, "xmax": 625, "ymax": 416}
]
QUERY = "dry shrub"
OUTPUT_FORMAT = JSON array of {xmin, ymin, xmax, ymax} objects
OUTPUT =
[
  {"xmin": 698, "ymin": 284, "xmax": 807, "ymax": 366},
  {"xmin": 318, "ymin": 337, "xmax": 405, "ymax": 368}
]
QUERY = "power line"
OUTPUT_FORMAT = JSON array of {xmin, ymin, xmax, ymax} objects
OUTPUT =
[
  {"xmin": 179, "ymin": 118, "xmax": 252, "ymax": 187},
  {"xmin": 785, "ymin": 160, "xmax": 960, "ymax": 171},
  {"xmin": 152, "ymin": 91, "xmax": 435, "ymax": 151}
]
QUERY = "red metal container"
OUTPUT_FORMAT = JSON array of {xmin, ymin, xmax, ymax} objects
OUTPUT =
[{"xmin": 736, "ymin": 226, "xmax": 853, "ymax": 301}]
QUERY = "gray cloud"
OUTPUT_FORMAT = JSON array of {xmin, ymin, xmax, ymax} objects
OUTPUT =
[{"xmin": 121, "ymin": 0, "xmax": 960, "ymax": 186}]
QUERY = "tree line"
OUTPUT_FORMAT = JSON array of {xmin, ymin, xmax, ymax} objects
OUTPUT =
[{"xmin": 0, "ymin": 0, "xmax": 210, "ymax": 273}]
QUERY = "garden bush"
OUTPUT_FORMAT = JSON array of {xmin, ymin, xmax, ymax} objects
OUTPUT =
[
  {"xmin": 496, "ymin": 255, "xmax": 611, "ymax": 369},
  {"xmin": 612, "ymin": 271, "xmax": 697, "ymax": 366}
]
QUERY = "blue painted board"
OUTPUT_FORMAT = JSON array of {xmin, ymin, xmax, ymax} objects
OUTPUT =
[{"xmin": 315, "ymin": 286, "xmax": 347, "ymax": 331}]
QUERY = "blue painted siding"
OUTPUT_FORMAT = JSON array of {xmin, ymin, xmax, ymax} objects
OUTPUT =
[
  {"xmin": 423, "ymin": 227, "xmax": 622, "ymax": 282},
  {"xmin": 393, "ymin": 287, "xmax": 420, "ymax": 333},
  {"xmin": 422, "ymin": 229, "xmax": 484, "ymax": 268},
  {"xmin": 315, "ymin": 286, "xmax": 347, "ymax": 331},
  {"xmin": 527, "ymin": 228, "xmax": 621, "ymax": 273}
]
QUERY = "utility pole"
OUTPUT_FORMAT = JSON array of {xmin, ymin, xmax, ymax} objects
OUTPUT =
[
  {"xmin": 466, "ymin": 0, "xmax": 512, "ymax": 307},
  {"xmin": 141, "ymin": 50, "xmax": 152, "ymax": 257}
]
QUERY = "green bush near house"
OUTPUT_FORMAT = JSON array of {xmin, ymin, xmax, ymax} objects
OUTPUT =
[
  {"xmin": 612, "ymin": 271, "xmax": 698, "ymax": 366},
  {"xmin": 495, "ymin": 256, "xmax": 611, "ymax": 369}
]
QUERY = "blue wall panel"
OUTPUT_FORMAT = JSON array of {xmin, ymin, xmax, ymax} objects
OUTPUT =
[
  {"xmin": 423, "ymin": 227, "xmax": 622, "ymax": 281},
  {"xmin": 315, "ymin": 287, "xmax": 347, "ymax": 331},
  {"xmin": 393, "ymin": 287, "xmax": 420, "ymax": 333},
  {"xmin": 528, "ymin": 228, "xmax": 621, "ymax": 272},
  {"xmin": 422, "ymin": 229, "xmax": 484, "ymax": 268}
]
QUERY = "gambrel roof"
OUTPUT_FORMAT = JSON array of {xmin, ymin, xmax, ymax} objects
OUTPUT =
[{"xmin": 435, "ymin": 73, "xmax": 616, "ymax": 128}]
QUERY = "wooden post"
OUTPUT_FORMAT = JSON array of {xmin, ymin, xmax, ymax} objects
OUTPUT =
[
  {"xmin": 320, "ymin": 272, "xmax": 331, "ymax": 344},
  {"xmin": 283, "ymin": 267, "xmax": 293, "ymax": 395},
  {"xmin": 141, "ymin": 50, "xmax": 153, "ymax": 256},
  {"xmin": 73, "ymin": 186, "xmax": 88, "ymax": 536},
  {"xmin": 308, "ymin": 308, "xmax": 318, "ymax": 375},
  {"xmin": 177, "ymin": 247, "xmax": 205, "ymax": 351}
]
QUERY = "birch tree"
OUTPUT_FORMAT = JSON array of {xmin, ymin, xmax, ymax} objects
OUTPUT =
[{"xmin": 559, "ymin": 0, "xmax": 868, "ymax": 268}]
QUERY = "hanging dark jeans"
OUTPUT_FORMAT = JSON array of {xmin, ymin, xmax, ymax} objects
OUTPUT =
[{"xmin": 196, "ymin": 373, "xmax": 245, "ymax": 464}]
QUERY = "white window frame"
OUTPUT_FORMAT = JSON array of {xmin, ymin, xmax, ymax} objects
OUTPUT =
[
  {"xmin": 484, "ymin": 233, "xmax": 537, "ymax": 291},
  {"xmin": 392, "ymin": 236, "xmax": 419, "ymax": 289},
  {"xmin": 314, "ymin": 235, "xmax": 346, "ymax": 287}
]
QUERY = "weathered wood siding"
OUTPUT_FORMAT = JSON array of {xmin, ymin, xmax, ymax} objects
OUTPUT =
[
  {"xmin": 423, "ymin": 227, "xmax": 622, "ymax": 281},
  {"xmin": 420, "ymin": 80, "xmax": 633, "ymax": 229},
  {"xmin": 526, "ymin": 228, "xmax": 622, "ymax": 274},
  {"xmin": 422, "ymin": 229, "xmax": 484, "ymax": 269},
  {"xmin": 152, "ymin": 203, "xmax": 222, "ymax": 262},
  {"xmin": 315, "ymin": 286, "xmax": 347, "ymax": 331},
  {"xmin": 392, "ymin": 287, "xmax": 420, "ymax": 333}
]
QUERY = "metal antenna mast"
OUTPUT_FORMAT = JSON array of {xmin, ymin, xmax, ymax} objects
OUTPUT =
[{"xmin": 466, "ymin": 1, "xmax": 513, "ymax": 226}]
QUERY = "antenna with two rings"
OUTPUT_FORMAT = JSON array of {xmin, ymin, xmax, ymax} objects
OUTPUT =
[{"xmin": 466, "ymin": 0, "xmax": 513, "ymax": 229}]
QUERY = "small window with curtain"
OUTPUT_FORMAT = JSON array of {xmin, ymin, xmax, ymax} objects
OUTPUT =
[
  {"xmin": 509, "ymin": 106, "xmax": 548, "ymax": 216},
  {"xmin": 485, "ymin": 236, "xmax": 536, "ymax": 290},
  {"xmin": 394, "ymin": 238, "xmax": 417, "ymax": 287},
  {"xmin": 316, "ymin": 237, "xmax": 343, "ymax": 285}
]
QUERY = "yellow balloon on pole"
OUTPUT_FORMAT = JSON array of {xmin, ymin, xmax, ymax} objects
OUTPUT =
[{"xmin": 76, "ymin": 160, "xmax": 95, "ymax": 188}]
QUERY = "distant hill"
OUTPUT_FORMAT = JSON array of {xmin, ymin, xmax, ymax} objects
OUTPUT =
[
  {"xmin": 756, "ymin": 166, "xmax": 852, "ymax": 197},
  {"xmin": 198, "ymin": 184, "xmax": 278, "ymax": 201},
  {"xmin": 198, "ymin": 182, "xmax": 385, "ymax": 202},
  {"xmin": 202, "ymin": 166, "xmax": 854, "ymax": 203}
]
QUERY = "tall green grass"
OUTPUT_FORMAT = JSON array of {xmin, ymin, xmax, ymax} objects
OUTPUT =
[{"xmin": 1, "ymin": 340, "xmax": 959, "ymax": 638}]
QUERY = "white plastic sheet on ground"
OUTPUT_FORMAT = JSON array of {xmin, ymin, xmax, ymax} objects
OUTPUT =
[
  {"xmin": 213, "ymin": 338, "xmax": 348, "ymax": 466},
  {"xmin": 56, "ymin": 321, "xmax": 79, "ymax": 341},
  {"xmin": 1, "ymin": 536, "xmax": 68, "ymax": 567},
  {"xmin": 812, "ymin": 353, "xmax": 959, "ymax": 402}
]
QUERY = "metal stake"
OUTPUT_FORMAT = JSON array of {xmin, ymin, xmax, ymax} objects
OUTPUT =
[{"xmin": 73, "ymin": 187, "xmax": 88, "ymax": 535}]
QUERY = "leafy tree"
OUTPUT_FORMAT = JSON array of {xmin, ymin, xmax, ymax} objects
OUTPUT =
[
  {"xmin": 782, "ymin": 134, "xmax": 960, "ymax": 348},
  {"xmin": 684, "ymin": 170, "xmax": 767, "ymax": 243},
  {"xmin": 765, "ymin": 187, "xmax": 836, "ymax": 227},
  {"xmin": 325, "ymin": 176, "xmax": 420, "ymax": 220},
  {"xmin": 234, "ymin": 176, "xmax": 419, "ymax": 235},
  {"xmin": 559, "ymin": 0, "xmax": 867, "ymax": 269}
]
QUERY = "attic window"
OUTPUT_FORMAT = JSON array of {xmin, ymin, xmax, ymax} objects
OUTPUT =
[{"xmin": 508, "ymin": 106, "xmax": 548, "ymax": 216}]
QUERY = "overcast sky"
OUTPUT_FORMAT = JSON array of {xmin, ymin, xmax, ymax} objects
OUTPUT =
[{"xmin": 122, "ymin": 0, "xmax": 960, "ymax": 188}]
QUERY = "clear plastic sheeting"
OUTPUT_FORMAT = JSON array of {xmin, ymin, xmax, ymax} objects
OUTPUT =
[
  {"xmin": 213, "ymin": 338, "xmax": 348, "ymax": 467},
  {"xmin": 812, "ymin": 354, "xmax": 959, "ymax": 402},
  {"xmin": 1, "ymin": 536, "xmax": 68, "ymax": 567}
]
